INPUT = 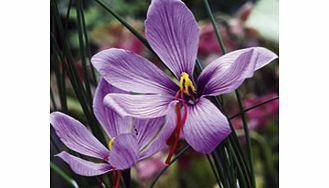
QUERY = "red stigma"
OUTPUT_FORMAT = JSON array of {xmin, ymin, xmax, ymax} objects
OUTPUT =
[
  {"xmin": 165, "ymin": 90, "xmax": 188, "ymax": 166},
  {"xmin": 112, "ymin": 169, "xmax": 121, "ymax": 188}
]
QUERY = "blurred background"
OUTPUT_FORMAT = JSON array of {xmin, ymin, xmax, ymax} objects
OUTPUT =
[{"xmin": 51, "ymin": 0, "xmax": 278, "ymax": 187}]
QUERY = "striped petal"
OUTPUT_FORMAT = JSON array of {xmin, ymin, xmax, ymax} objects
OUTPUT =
[
  {"xmin": 92, "ymin": 48, "xmax": 178, "ymax": 95},
  {"xmin": 145, "ymin": 0, "xmax": 199, "ymax": 78},
  {"xmin": 56, "ymin": 152, "xmax": 112, "ymax": 176},
  {"xmin": 93, "ymin": 79, "xmax": 131, "ymax": 138},
  {"xmin": 104, "ymin": 93, "xmax": 174, "ymax": 118},
  {"xmin": 183, "ymin": 98, "xmax": 231, "ymax": 153},
  {"xmin": 198, "ymin": 47, "xmax": 277, "ymax": 96},
  {"xmin": 108, "ymin": 134, "xmax": 139, "ymax": 170},
  {"xmin": 50, "ymin": 112, "xmax": 110, "ymax": 159},
  {"xmin": 139, "ymin": 101, "xmax": 177, "ymax": 159}
]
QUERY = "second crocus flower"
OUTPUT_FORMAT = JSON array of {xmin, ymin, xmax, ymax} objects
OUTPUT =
[{"xmin": 51, "ymin": 79, "xmax": 175, "ymax": 187}]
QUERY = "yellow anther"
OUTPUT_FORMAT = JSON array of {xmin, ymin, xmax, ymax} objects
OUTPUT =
[
  {"xmin": 108, "ymin": 137, "xmax": 116, "ymax": 150},
  {"xmin": 179, "ymin": 72, "xmax": 196, "ymax": 96}
]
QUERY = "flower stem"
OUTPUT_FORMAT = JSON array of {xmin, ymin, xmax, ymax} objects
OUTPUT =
[
  {"xmin": 229, "ymin": 96, "xmax": 279, "ymax": 119},
  {"xmin": 235, "ymin": 91, "xmax": 255, "ymax": 187},
  {"xmin": 206, "ymin": 155, "xmax": 223, "ymax": 188},
  {"xmin": 203, "ymin": 0, "xmax": 226, "ymax": 54},
  {"xmin": 122, "ymin": 169, "xmax": 130, "ymax": 188}
]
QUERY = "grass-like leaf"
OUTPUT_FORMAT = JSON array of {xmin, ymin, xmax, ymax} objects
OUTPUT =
[
  {"xmin": 203, "ymin": 0, "xmax": 256, "ymax": 187},
  {"xmin": 51, "ymin": 161, "xmax": 79, "ymax": 188},
  {"xmin": 76, "ymin": 0, "xmax": 93, "ymax": 104},
  {"xmin": 51, "ymin": 0, "xmax": 106, "ymax": 145}
]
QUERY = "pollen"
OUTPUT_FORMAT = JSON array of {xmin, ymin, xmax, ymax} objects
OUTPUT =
[
  {"xmin": 108, "ymin": 137, "xmax": 116, "ymax": 150},
  {"xmin": 179, "ymin": 72, "xmax": 196, "ymax": 96}
]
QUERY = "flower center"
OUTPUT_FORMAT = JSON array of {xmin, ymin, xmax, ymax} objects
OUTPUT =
[{"xmin": 179, "ymin": 72, "xmax": 196, "ymax": 96}]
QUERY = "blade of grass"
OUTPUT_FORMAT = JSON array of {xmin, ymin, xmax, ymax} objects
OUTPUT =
[
  {"xmin": 203, "ymin": 0, "xmax": 226, "ymax": 54},
  {"xmin": 230, "ymin": 96, "xmax": 279, "ymax": 119},
  {"xmin": 51, "ymin": 44, "xmax": 68, "ymax": 112},
  {"xmin": 79, "ymin": 1, "xmax": 97, "ymax": 85},
  {"xmin": 51, "ymin": 0, "xmax": 89, "ymax": 107},
  {"xmin": 50, "ymin": 87, "xmax": 57, "ymax": 111},
  {"xmin": 51, "ymin": 33, "xmax": 105, "ymax": 143},
  {"xmin": 51, "ymin": 2, "xmax": 88, "ymax": 109},
  {"xmin": 51, "ymin": 161, "xmax": 79, "ymax": 188},
  {"xmin": 226, "ymin": 143, "xmax": 238, "ymax": 188},
  {"xmin": 51, "ymin": 0, "xmax": 106, "ymax": 145},
  {"xmin": 223, "ymin": 145, "xmax": 237, "ymax": 188},
  {"xmin": 76, "ymin": 0, "xmax": 92, "ymax": 104},
  {"xmin": 217, "ymin": 144, "xmax": 236, "ymax": 188},
  {"xmin": 235, "ymin": 90, "xmax": 255, "ymax": 187},
  {"xmin": 211, "ymin": 151, "xmax": 232, "ymax": 188},
  {"xmin": 60, "ymin": 62, "xmax": 68, "ymax": 112},
  {"xmin": 64, "ymin": 0, "xmax": 73, "ymax": 31},
  {"xmin": 227, "ymin": 141, "xmax": 250, "ymax": 188},
  {"xmin": 50, "ymin": 133, "xmax": 60, "ymax": 154},
  {"xmin": 207, "ymin": 155, "xmax": 223, "ymax": 188}
]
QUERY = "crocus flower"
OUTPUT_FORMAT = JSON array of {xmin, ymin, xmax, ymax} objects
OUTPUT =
[
  {"xmin": 91, "ymin": 0, "xmax": 278, "ymax": 165},
  {"xmin": 50, "ymin": 79, "xmax": 175, "ymax": 187}
]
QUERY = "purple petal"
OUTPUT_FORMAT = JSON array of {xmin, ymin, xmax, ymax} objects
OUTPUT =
[
  {"xmin": 50, "ymin": 112, "xmax": 110, "ymax": 159},
  {"xmin": 145, "ymin": 0, "xmax": 199, "ymax": 78},
  {"xmin": 132, "ymin": 117, "xmax": 166, "ymax": 148},
  {"xmin": 198, "ymin": 47, "xmax": 278, "ymax": 96},
  {"xmin": 139, "ymin": 101, "xmax": 177, "ymax": 159},
  {"xmin": 91, "ymin": 48, "xmax": 178, "ymax": 95},
  {"xmin": 56, "ymin": 151, "xmax": 112, "ymax": 176},
  {"xmin": 93, "ymin": 79, "xmax": 132, "ymax": 138},
  {"xmin": 182, "ymin": 97, "xmax": 231, "ymax": 154},
  {"xmin": 108, "ymin": 134, "xmax": 139, "ymax": 170},
  {"xmin": 104, "ymin": 93, "xmax": 174, "ymax": 118}
]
